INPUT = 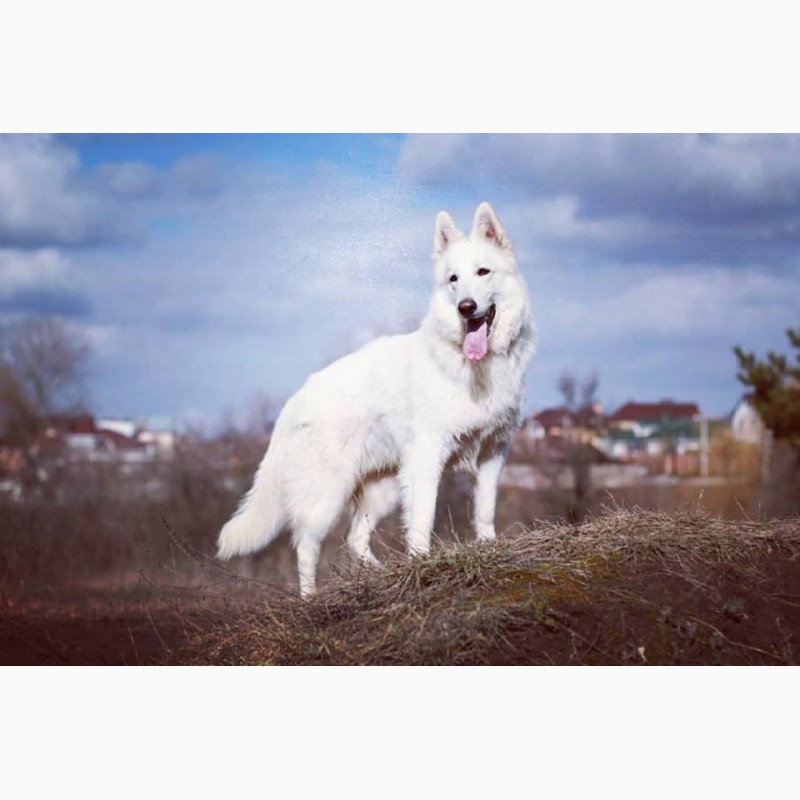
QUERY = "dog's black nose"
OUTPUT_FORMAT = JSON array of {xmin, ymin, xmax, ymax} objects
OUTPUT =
[{"xmin": 458, "ymin": 299, "xmax": 477, "ymax": 318}]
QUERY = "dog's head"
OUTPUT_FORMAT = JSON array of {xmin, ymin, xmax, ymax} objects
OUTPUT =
[{"xmin": 429, "ymin": 202, "xmax": 530, "ymax": 361}]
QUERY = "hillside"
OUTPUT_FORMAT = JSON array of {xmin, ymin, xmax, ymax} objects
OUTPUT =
[{"xmin": 2, "ymin": 507, "xmax": 799, "ymax": 665}]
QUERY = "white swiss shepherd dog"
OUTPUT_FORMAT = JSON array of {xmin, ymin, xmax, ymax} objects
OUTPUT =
[{"xmin": 217, "ymin": 202, "xmax": 537, "ymax": 596}]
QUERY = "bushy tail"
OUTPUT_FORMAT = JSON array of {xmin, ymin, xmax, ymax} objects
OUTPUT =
[{"xmin": 217, "ymin": 438, "xmax": 285, "ymax": 560}]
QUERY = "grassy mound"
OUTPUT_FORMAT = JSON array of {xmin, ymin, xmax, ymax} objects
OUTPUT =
[{"xmin": 183, "ymin": 507, "xmax": 800, "ymax": 666}]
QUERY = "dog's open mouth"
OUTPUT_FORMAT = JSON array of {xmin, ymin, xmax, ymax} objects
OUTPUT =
[{"xmin": 463, "ymin": 303, "xmax": 496, "ymax": 361}]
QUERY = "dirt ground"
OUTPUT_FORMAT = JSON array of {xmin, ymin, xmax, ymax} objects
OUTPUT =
[
  {"xmin": 3, "ymin": 509, "xmax": 799, "ymax": 666},
  {"xmin": 481, "ymin": 550, "xmax": 800, "ymax": 666},
  {"xmin": 0, "ymin": 598, "xmax": 212, "ymax": 665}
]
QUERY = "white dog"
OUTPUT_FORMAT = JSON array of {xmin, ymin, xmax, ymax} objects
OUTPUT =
[{"xmin": 218, "ymin": 202, "xmax": 536, "ymax": 595}]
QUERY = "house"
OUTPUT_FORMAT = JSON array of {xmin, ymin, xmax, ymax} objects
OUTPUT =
[
  {"xmin": 730, "ymin": 394, "xmax": 768, "ymax": 445},
  {"xmin": 34, "ymin": 420, "xmax": 151, "ymax": 465},
  {"xmin": 511, "ymin": 404, "xmax": 603, "ymax": 462},
  {"xmin": 608, "ymin": 400, "xmax": 699, "ymax": 434},
  {"xmin": 531, "ymin": 403, "xmax": 604, "ymax": 441},
  {"xmin": 32, "ymin": 414, "xmax": 177, "ymax": 466},
  {"xmin": 502, "ymin": 432, "xmax": 648, "ymax": 490},
  {"xmin": 509, "ymin": 414, "xmax": 544, "ymax": 461},
  {"xmin": 533, "ymin": 407, "xmax": 575, "ymax": 436},
  {"xmin": 96, "ymin": 417, "xmax": 138, "ymax": 438},
  {"xmin": 98, "ymin": 416, "xmax": 177, "ymax": 458},
  {"xmin": 135, "ymin": 418, "xmax": 177, "ymax": 457},
  {"xmin": 597, "ymin": 399, "xmax": 704, "ymax": 475}
]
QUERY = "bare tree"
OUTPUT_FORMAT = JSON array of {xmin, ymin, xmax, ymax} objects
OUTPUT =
[
  {"xmin": 557, "ymin": 372, "xmax": 598, "ymax": 414},
  {"xmin": 0, "ymin": 316, "xmax": 90, "ymax": 448},
  {"xmin": 558, "ymin": 372, "xmax": 577, "ymax": 411},
  {"xmin": 559, "ymin": 370, "xmax": 600, "ymax": 522}
]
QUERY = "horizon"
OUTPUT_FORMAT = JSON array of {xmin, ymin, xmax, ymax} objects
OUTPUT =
[{"xmin": 2, "ymin": 133, "xmax": 798, "ymax": 429}]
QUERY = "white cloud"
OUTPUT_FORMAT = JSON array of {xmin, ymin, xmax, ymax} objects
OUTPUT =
[
  {"xmin": 0, "ymin": 134, "xmax": 137, "ymax": 246},
  {"xmin": 90, "ymin": 162, "xmax": 160, "ymax": 198},
  {"xmin": 0, "ymin": 246, "xmax": 92, "ymax": 317},
  {"xmin": 523, "ymin": 263, "xmax": 800, "ymax": 416},
  {"xmin": 554, "ymin": 267, "xmax": 797, "ymax": 340},
  {"xmin": 0, "ymin": 248, "xmax": 71, "ymax": 291},
  {"xmin": 5, "ymin": 133, "xmax": 798, "ymax": 421},
  {"xmin": 68, "ymin": 162, "xmax": 441, "ymax": 419},
  {"xmin": 81, "ymin": 323, "xmax": 124, "ymax": 359},
  {"xmin": 399, "ymin": 134, "xmax": 800, "ymax": 207},
  {"xmin": 398, "ymin": 134, "xmax": 800, "ymax": 265},
  {"xmin": 171, "ymin": 155, "xmax": 225, "ymax": 196}
]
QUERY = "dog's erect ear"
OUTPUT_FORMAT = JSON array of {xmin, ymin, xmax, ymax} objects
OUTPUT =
[
  {"xmin": 433, "ymin": 211, "xmax": 463, "ymax": 258},
  {"xmin": 471, "ymin": 202, "xmax": 510, "ymax": 250}
]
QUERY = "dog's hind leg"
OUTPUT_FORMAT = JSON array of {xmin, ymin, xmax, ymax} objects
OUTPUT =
[
  {"xmin": 289, "ymin": 473, "xmax": 352, "ymax": 597},
  {"xmin": 347, "ymin": 476, "xmax": 399, "ymax": 566},
  {"xmin": 293, "ymin": 532, "xmax": 323, "ymax": 598}
]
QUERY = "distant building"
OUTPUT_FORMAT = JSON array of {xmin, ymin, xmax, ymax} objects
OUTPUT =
[
  {"xmin": 137, "ymin": 428, "xmax": 176, "ymax": 457},
  {"xmin": 97, "ymin": 417, "xmax": 138, "ymax": 438},
  {"xmin": 533, "ymin": 407, "xmax": 575, "ymax": 436},
  {"xmin": 35, "ymin": 424, "xmax": 151, "ymax": 465},
  {"xmin": 510, "ymin": 414, "xmax": 544, "ymax": 458},
  {"xmin": 532, "ymin": 404, "xmax": 603, "ymax": 442},
  {"xmin": 608, "ymin": 400, "xmax": 699, "ymax": 433},
  {"xmin": 730, "ymin": 394, "xmax": 767, "ymax": 445},
  {"xmin": 32, "ymin": 414, "xmax": 176, "ymax": 465},
  {"xmin": 101, "ymin": 415, "xmax": 177, "ymax": 458},
  {"xmin": 598, "ymin": 399, "xmax": 703, "ymax": 476}
]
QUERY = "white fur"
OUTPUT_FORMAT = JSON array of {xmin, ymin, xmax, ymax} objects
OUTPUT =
[{"xmin": 217, "ymin": 202, "xmax": 537, "ymax": 596}]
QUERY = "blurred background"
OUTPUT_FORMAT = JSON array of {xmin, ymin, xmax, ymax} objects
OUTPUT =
[{"xmin": 1, "ymin": 133, "xmax": 798, "ymax": 599}]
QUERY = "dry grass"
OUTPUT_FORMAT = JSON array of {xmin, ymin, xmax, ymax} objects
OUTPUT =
[{"xmin": 180, "ymin": 506, "xmax": 800, "ymax": 666}]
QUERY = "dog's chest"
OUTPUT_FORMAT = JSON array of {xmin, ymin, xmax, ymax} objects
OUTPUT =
[
  {"xmin": 451, "ymin": 360, "xmax": 521, "ymax": 425},
  {"xmin": 444, "ymin": 402, "xmax": 518, "ymax": 475},
  {"xmin": 442, "ymin": 378, "xmax": 521, "ymax": 460},
  {"xmin": 410, "ymin": 336, "xmax": 526, "ymax": 447}
]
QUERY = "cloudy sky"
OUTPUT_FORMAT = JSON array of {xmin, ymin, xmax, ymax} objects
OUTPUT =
[{"xmin": 1, "ymin": 133, "xmax": 798, "ymax": 428}]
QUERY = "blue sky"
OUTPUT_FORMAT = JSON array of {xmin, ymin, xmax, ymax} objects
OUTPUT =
[{"xmin": 1, "ymin": 133, "xmax": 798, "ymax": 429}]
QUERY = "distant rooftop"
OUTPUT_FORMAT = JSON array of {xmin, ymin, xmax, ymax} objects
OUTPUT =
[{"xmin": 610, "ymin": 401, "xmax": 700, "ymax": 423}]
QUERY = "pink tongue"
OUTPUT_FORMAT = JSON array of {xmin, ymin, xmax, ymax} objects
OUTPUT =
[{"xmin": 463, "ymin": 321, "xmax": 489, "ymax": 361}]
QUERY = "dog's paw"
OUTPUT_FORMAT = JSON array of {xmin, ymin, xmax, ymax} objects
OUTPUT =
[{"xmin": 475, "ymin": 527, "xmax": 497, "ymax": 543}]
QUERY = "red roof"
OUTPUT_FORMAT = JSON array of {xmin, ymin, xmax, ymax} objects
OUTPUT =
[
  {"xmin": 534, "ymin": 407, "xmax": 576, "ymax": 429},
  {"xmin": 35, "ymin": 426, "xmax": 145, "ymax": 454},
  {"xmin": 42, "ymin": 414, "xmax": 96, "ymax": 434},
  {"xmin": 610, "ymin": 401, "xmax": 700, "ymax": 423}
]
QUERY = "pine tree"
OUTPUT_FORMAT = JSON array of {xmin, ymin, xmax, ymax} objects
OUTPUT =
[{"xmin": 734, "ymin": 327, "xmax": 800, "ymax": 449}]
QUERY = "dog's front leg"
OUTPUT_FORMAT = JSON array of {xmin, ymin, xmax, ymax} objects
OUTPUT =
[
  {"xmin": 474, "ymin": 446, "xmax": 508, "ymax": 542},
  {"xmin": 400, "ymin": 443, "xmax": 443, "ymax": 556}
]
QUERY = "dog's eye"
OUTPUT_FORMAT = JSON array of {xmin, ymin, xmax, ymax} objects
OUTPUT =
[
  {"xmin": 477, "ymin": 267, "xmax": 491, "ymax": 276},
  {"xmin": 449, "ymin": 274, "xmax": 458, "ymax": 283}
]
